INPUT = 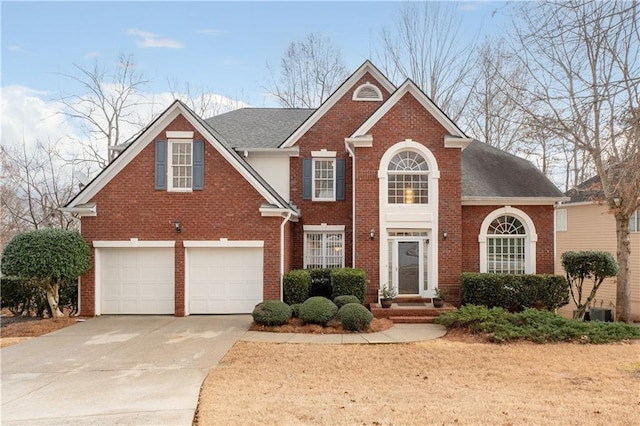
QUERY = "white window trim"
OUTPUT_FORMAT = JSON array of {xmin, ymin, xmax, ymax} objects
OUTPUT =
[
  {"xmin": 630, "ymin": 209, "xmax": 640, "ymax": 233},
  {"xmin": 478, "ymin": 207, "xmax": 538, "ymax": 274},
  {"xmin": 352, "ymin": 82, "xmax": 383, "ymax": 101},
  {"xmin": 303, "ymin": 230, "xmax": 345, "ymax": 269},
  {"xmin": 168, "ymin": 139, "xmax": 193, "ymax": 192},
  {"xmin": 311, "ymin": 158, "xmax": 336, "ymax": 201}
]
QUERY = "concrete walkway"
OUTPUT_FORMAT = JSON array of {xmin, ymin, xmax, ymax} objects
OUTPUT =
[{"xmin": 240, "ymin": 323, "xmax": 447, "ymax": 344}]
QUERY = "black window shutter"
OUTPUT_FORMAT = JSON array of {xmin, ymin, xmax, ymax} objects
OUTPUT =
[
  {"xmin": 302, "ymin": 158, "xmax": 312, "ymax": 200},
  {"xmin": 155, "ymin": 140, "xmax": 167, "ymax": 190},
  {"xmin": 193, "ymin": 140, "xmax": 204, "ymax": 190},
  {"xmin": 336, "ymin": 158, "xmax": 345, "ymax": 200}
]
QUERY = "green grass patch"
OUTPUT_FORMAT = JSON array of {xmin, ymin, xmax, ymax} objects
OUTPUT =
[{"xmin": 435, "ymin": 305, "xmax": 640, "ymax": 344}]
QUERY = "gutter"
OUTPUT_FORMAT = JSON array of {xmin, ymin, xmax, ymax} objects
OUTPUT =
[
  {"xmin": 58, "ymin": 203, "xmax": 97, "ymax": 217},
  {"xmin": 344, "ymin": 141, "xmax": 356, "ymax": 267},
  {"xmin": 280, "ymin": 211, "xmax": 293, "ymax": 302}
]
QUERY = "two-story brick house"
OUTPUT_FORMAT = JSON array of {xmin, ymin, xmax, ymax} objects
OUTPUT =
[{"xmin": 64, "ymin": 61, "xmax": 565, "ymax": 316}]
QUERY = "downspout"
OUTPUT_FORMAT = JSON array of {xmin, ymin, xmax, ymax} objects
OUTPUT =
[
  {"xmin": 345, "ymin": 141, "xmax": 356, "ymax": 267},
  {"xmin": 280, "ymin": 210, "xmax": 293, "ymax": 302}
]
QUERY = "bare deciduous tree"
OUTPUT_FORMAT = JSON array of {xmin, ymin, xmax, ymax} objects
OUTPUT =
[
  {"xmin": 510, "ymin": 0, "xmax": 640, "ymax": 322},
  {"xmin": 166, "ymin": 79, "xmax": 249, "ymax": 118},
  {"xmin": 58, "ymin": 54, "xmax": 149, "ymax": 168},
  {"xmin": 378, "ymin": 1, "xmax": 477, "ymax": 121},
  {"xmin": 0, "ymin": 139, "xmax": 78, "ymax": 250},
  {"xmin": 266, "ymin": 33, "xmax": 348, "ymax": 108}
]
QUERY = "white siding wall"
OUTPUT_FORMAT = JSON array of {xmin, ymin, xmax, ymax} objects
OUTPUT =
[{"xmin": 245, "ymin": 154, "xmax": 291, "ymax": 202}]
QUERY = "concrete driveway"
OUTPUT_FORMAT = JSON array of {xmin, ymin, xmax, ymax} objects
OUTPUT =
[{"xmin": 1, "ymin": 315, "xmax": 252, "ymax": 425}]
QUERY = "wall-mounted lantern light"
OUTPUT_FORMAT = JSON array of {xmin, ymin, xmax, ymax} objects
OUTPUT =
[
  {"xmin": 174, "ymin": 220, "xmax": 182, "ymax": 233},
  {"xmin": 370, "ymin": 228, "xmax": 375, "ymax": 240},
  {"xmin": 443, "ymin": 230, "xmax": 448, "ymax": 240}
]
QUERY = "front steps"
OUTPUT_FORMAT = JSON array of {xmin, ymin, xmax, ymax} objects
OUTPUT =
[{"xmin": 370, "ymin": 298, "xmax": 456, "ymax": 324}]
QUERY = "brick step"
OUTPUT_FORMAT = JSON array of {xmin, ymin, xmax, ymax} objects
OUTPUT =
[
  {"xmin": 388, "ymin": 316, "xmax": 438, "ymax": 324},
  {"xmin": 370, "ymin": 302, "xmax": 456, "ymax": 320}
]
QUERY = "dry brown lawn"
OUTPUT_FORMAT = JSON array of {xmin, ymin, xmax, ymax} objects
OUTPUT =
[
  {"xmin": 0, "ymin": 310, "xmax": 77, "ymax": 348},
  {"xmin": 196, "ymin": 338, "xmax": 640, "ymax": 426}
]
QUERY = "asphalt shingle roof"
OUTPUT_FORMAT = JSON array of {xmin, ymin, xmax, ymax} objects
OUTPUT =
[
  {"xmin": 205, "ymin": 108, "xmax": 315, "ymax": 149},
  {"xmin": 461, "ymin": 141, "xmax": 565, "ymax": 198},
  {"xmin": 205, "ymin": 108, "xmax": 564, "ymax": 199}
]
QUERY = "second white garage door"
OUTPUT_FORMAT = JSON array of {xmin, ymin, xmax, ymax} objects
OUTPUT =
[{"xmin": 187, "ymin": 246, "xmax": 264, "ymax": 314}]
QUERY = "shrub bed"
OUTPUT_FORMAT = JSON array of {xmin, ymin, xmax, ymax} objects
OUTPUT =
[
  {"xmin": 436, "ymin": 305, "xmax": 640, "ymax": 344},
  {"xmin": 299, "ymin": 296, "xmax": 338, "ymax": 326},
  {"xmin": 461, "ymin": 273, "xmax": 568, "ymax": 312},
  {"xmin": 337, "ymin": 303, "xmax": 373, "ymax": 331},
  {"xmin": 252, "ymin": 301, "xmax": 292, "ymax": 326}
]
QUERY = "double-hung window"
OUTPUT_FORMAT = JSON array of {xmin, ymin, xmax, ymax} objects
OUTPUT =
[
  {"xmin": 169, "ymin": 140, "xmax": 193, "ymax": 191},
  {"xmin": 630, "ymin": 209, "xmax": 640, "ymax": 233},
  {"xmin": 313, "ymin": 159, "xmax": 336, "ymax": 201},
  {"xmin": 304, "ymin": 232, "xmax": 344, "ymax": 269}
]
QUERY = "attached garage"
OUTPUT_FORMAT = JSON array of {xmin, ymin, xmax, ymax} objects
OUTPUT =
[
  {"xmin": 95, "ymin": 242, "xmax": 175, "ymax": 315},
  {"xmin": 186, "ymin": 241, "xmax": 264, "ymax": 314}
]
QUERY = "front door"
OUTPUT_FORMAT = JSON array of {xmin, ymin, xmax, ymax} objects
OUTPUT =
[{"xmin": 389, "ymin": 233, "xmax": 429, "ymax": 296}]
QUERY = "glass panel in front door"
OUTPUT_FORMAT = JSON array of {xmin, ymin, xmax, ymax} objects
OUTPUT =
[{"xmin": 398, "ymin": 241, "xmax": 420, "ymax": 294}]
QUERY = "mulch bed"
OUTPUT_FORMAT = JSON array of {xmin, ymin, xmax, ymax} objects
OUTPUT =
[{"xmin": 249, "ymin": 317, "xmax": 394, "ymax": 334}]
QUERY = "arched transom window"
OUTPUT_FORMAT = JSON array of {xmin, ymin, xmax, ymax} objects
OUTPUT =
[
  {"xmin": 387, "ymin": 151, "xmax": 429, "ymax": 204},
  {"xmin": 487, "ymin": 215, "xmax": 526, "ymax": 274}
]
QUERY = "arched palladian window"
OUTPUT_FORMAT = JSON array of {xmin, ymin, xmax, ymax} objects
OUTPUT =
[
  {"xmin": 387, "ymin": 151, "xmax": 429, "ymax": 204},
  {"xmin": 486, "ymin": 215, "xmax": 526, "ymax": 274}
]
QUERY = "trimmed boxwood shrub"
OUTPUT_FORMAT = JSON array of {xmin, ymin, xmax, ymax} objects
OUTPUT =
[
  {"xmin": 331, "ymin": 268, "xmax": 367, "ymax": 302},
  {"xmin": 290, "ymin": 303, "xmax": 301, "ymax": 318},
  {"xmin": 461, "ymin": 273, "xmax": 568, "ymax": 312},
  {"xmin": 309, "ymin": 269, "xmax": 333, "ymax": 299},
  {"xmin": 334, "ymin": 295, "xmax": 361, "ymax": 308},
  {"xmin": 283, "ymin": 269, "xmax": 311, "ymax": 305},
  {"xmin": 337, "ymin": 303, "xmax": 373, "ymax": 331},
  {"xmin": 299, "ymin": 296, "xmax": 338, "ymax": 326},
  {"xmin": 252, "ymin": 300, "xmax": 292, "ymax": 326}
]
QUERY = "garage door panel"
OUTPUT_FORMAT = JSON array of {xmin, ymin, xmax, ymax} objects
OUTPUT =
[
  {"xmin": 99, "ymin": 248, "xmax": 174, "ymax": 315},
  {"xmin": 187, "ymin": 247, "xmax": 263, "ymax": 314}
]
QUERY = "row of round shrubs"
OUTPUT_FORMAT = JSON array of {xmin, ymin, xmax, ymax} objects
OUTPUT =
[{"xmin": 252, "ymin": 295, "xmax": 373, "ymax": 332}]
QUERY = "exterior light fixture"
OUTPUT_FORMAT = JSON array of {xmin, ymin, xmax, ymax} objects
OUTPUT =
[
  {"xmin": 443, "ymin": 230, "xmax": 448, "ymax": 240},
  {"xmin": 174, "ymin": 220, "xmax": 182, "ymax": 233},
  {"xmin": 370, "ymin": 229, "xmax": 375, "ymax": 240}
]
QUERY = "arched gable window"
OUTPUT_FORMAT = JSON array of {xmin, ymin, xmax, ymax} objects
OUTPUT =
[
  {"xmin": 479, "ymin": 207, "xmax": 538, "ymax": 274},
  {"xmin": 387, "ymin": 151, "xmax": 429, "ymax": 204},
  {"xmin": 352, "ymin": 82, "xmax": 383, "ymax": 101}
]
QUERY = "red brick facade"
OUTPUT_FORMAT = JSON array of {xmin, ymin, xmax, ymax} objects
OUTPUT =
[{"xmin": 75, "ymin": 63, "xmax": 560, "ymax": 316}]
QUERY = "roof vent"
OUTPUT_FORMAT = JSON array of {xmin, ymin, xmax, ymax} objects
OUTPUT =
[{"xmin": 352, "ymin": 82, "xmax": 383, "ymax": 101}]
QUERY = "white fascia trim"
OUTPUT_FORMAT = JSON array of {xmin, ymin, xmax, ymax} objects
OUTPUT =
[
  {"xmin": 462, "ymin": 196, "xmax": 570, "ymax": 206},
  {"xmin": 345, "ymin": 135, "xmax": 373, "ymax": 151},
  {"xmin": 444, "ymin": 136, "xmax": 473, "ymax": 150},
  {"xmin": 93, "ymin": 239, "xmax": 176, "ymax": 248},
  {"xmin": 281, "ymin": 61, "xmax": 396, "ymax": 148},
  {"xmin": 350, "ymin": 80, "xmax": 467, "ymax": 139},
  {"xmin": 183, "ymin": 239, "xmax": 264, "ymax": 248},
  {"xmin": 237, "ymin": 147, "xmax": 299, "ymax": 157},
  {"xmin": 259, "ymin": 206, "xmax": 300, "ymax": 219},
  {"xmin": 311, "ymin": 149, "xmax": 337, "ymax": 158},
  {"xmin": 58, "ymin": 203, "xmax": 97, "ymax": 217},
  {"xmin": 555, "ymin": 200, "xmax": 595, "ymax": 207},
  {"xmin": 68, "ymin": 102, "xmax": 288, "ymax": 210},
  {"xmin": 166, "ymin": 131, "xmax": 194, "ymax": 138},
  {"xmin": 303, "ymin": 224, "xmax": 345, "ymax": 232}
]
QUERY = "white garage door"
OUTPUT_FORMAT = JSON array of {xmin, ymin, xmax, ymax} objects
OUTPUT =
[
  {"xmin": 187, "ymin": 247, "xmax": 263, "ymax": 314},
  {"xmin": 99, "ymin": 247, "xmax": 175, "ymax": 314}
]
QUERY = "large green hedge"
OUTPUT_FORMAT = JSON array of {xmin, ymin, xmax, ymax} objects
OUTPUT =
[
  {"xmin": 460, "ymin": 273, "xmax": 569, "ymax": 312},
  {"xmin": 331, "ymin": 268, "xmax": 367, "ymax": 302},
  {"xmin": 283, "ymin": 268, "xmax": 368, "ymax": 304},
  {"xmin": 283, "ymin": 269, "xmax": 310, "ymax": 305}
]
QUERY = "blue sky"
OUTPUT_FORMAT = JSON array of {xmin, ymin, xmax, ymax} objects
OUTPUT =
[
  {"xmin": 2, "ymin": 1, "xmax": 508, "ymax": 104},
  {"xmin": 1, "ymin": 1, "xmax": 509, "ymax": 156}
]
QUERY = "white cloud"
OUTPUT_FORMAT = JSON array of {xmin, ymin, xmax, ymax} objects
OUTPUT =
[
  {"xmin": 2, "ymin": 84, "xmax": 249, "ymax": 177},
  {"xmin": 84, "ymin": 51, "xmax": 101, "ymax": 59},
  {"xmin": 126, "ymin": 28, "xmax": 185, "ymax": 49}
]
